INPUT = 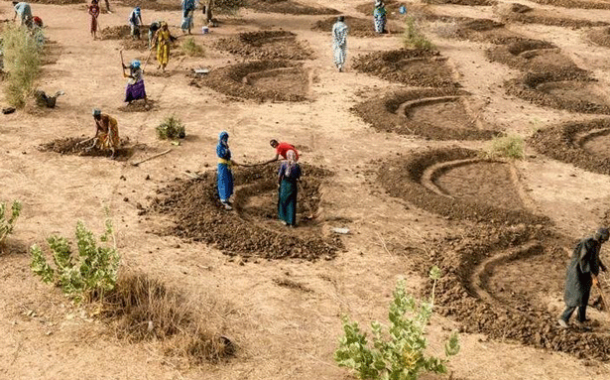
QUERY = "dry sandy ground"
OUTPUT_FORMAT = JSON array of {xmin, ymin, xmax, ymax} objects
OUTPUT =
[{"xmin": 1, "ymin": 0, "xmax": 610, "ymax": 379}]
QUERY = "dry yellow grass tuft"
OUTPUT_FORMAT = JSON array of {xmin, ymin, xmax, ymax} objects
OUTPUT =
[{"xmin": 99, "ymin": 271, "xmax": 235, "ymax": 363}]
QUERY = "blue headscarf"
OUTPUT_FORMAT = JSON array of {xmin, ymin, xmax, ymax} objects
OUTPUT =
[
  {"xmin": 217, "ymin": 131, "xmax": 231, "ymax": 160},
  {"xmin": 131, "ymin": 60, "xmax": 141, "ymax": 68}
]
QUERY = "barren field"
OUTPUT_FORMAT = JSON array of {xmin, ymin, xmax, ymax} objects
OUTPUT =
[{"xmin": 2, "ymin": 1, "xmax": 610, "ymax": 380}]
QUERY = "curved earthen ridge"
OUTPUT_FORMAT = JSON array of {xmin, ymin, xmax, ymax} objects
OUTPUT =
[
  {"xmin": 529, "ymin": 118, "xmax": 610, "ymax": 175},
  {"xmin": 191, "ymin": 60, "xmax": 311, "ymax": 102},
  {"xmin": 378, "ymin": 148, "xmax": 548, "ymax": 225},
  {"xmin": 427, "ymin": 226, "xmax": 610, "ymax": 361},
  {"xmin": 353, "ymin": 89, "xmax": 499, "ymax": 141},
  {"xmin": 506, "ymin": 72, "xmax": 610, "ymax": 114},
  {"xmin": 352, "ymin": 49, "xmax": 459, "ymax": 88}
]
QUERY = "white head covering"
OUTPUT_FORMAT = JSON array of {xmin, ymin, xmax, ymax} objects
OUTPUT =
[{"xmin": 285, "ymin": 150, "xmax": 297, "ymax": 176}]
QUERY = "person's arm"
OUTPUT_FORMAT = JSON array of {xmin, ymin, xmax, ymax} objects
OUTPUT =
[
  {"xmin": 13, "ymin": 9, "xmax": 17, "ymax": 22},
  {"xmin": 138, "ymin": 15, "xmax": 143, "ymax": 25},
  {"xmin": 262, "ymin": 154, "xmax": 280, "ymax": 165}
]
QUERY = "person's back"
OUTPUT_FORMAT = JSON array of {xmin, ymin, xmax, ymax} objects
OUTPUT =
[{"xmin": 276, "ymin": 142, "xmax": 298, "ymax": 160}]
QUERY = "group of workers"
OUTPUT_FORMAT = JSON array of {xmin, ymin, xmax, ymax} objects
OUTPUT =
[
  {"xmin": 216, "ymin": 133, "xmax": 301, "ymax": 227},
  {"xmin": 5, "ymin": 0, "xmax": 610, "ymax": 330}
]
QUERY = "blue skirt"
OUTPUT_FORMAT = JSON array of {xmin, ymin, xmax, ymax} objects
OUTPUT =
[{"xmin": 217, "ymin": 163, "xmax": 233, "ymax": 202}]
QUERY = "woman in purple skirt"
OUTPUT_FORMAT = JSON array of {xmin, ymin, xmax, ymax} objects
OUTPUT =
[{"xmin": 123, "ymin": 59, "xmax": 147, "ymax": 105}]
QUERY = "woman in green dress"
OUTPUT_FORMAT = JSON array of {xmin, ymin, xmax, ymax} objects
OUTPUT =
[{"xmin": 278, "ymin": 150, "xmax": 301, "ymax": 227}]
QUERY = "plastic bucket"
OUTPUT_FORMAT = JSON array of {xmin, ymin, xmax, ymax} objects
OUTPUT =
[{"xmin": 202, "ymin": 26, "xmax": 209, "ymax": 34}]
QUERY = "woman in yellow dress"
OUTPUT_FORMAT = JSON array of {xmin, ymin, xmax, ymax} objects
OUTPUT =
[{"xmin": 153, "ymin": 22, "xmax": 174, "ymax": 72}]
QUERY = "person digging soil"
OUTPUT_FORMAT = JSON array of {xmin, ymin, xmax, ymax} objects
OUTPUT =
[
  {"xmin": 79, "ymin": 109, "xmax": 120, "ymax": 159},
  {"xmin": 216, "ymin": 131, "xmax": 242, "ymax": 210},
  {"xmin": 559, "ymin": 228, "xmax": 609, "ymax": 330},
  {"xmin": 262, "ymin": 139, "xmax": 299, "ymax": 165}
]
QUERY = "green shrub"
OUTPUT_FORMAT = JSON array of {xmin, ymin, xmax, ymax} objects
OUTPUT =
[
  {"xmin": 0, "ymin": 201, "xmax": 22, "ymax": 246},
  {"xmin": 403, "ymin": 16, "xmax": 434, "ymax": 50},
  {"xmin": 181, "ymin": 37, "xmax": 205, "ymax": 57},
  {"xmin": 483, "ymin": 134, "xmax": 525, "ymax": 160},
  {"xmin": 334, "ymin": 266, "xmax": 460, "ymax": 380},
  {"xmin": 156, "ymin": 115, "xmax": 186, "ymax": 139},
  {"xmin": 1, "ymin": 25, "xmax": 42, "ymax": 108},
  {"xmin": 30, "ymin": 220, "xmax": 120, "ymax": 303}
]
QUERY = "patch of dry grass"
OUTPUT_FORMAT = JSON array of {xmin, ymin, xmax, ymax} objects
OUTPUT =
[{"xmin": 99, "ymin": 271, "xmax": 236, "ymax": 363}]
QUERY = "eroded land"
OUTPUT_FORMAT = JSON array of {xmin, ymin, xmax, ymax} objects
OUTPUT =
[{"xmin": 2, "ymin": 0, "xmax": 610, "ymax": 379}]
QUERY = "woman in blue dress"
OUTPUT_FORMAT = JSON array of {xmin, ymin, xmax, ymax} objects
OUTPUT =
[
  {"xmin": 216, "ymin": 131, "xmax": 239, "ymax": 210},
  {"xmin": 277, "ymin": 150, "xmax": 301, "ymax": 227}
]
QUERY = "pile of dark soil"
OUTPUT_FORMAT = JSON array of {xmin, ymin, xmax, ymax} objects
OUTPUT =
[
  {"xmin": 216, "ymin": 31, "xmax": 312, "ymax": 60},
  {"xmin": 378, "ymin": 148, "xmax": 547, "ymax": 225},
  {"xmin": 312, "ymin": 16, "xmax": 403, "ymax": 38},
  {"xmin": 453, "ymin": 19, "xmax": 526, "ymax": 45},
  {"xmin": 528, "ymin": 0, "xmax": 610, "ymax": 10},
  {"xmin": 529, "ymin": 119, "xmax": 610, "ymax": 175},
  {"xmin": 510, "ymin": 2, "xmax": 532, "ymax": 12},
  {"xmin": 247, "ymin": 0, "xmax": 339, "ymax": 15},
  {"xmin": 353, "ymin": 49, "xmax": 458, "ymax": 88},
  {"xmin": 501, "ymin": 6, "xmax": 609, "ymax": 29},
  {"xmin": 506, "ymin": 72, "xmax": 610, "ymax": 114},
  {"xmin": 118, "ymin": 99, "xmax": 155, "ymax": 113},
  {"xmin": 423, "ymin": 226, "xmax": 610, "ymax": 361},
  {"xmin": 587, "ymin": 27, "xmax": 610, "ymax": 48},
  {"xmin": 118, "ymin": 0, "xmax": 181, "ymax": 11},
  {"xmin": 191, "ymin": 60, "xmax": 309, "ymax": 102},
  {"xmin": 100, "ymin": 25, "xmax": 151, "ymax": 41},
  {"xmin": 422, "ymin": 0, "xmax": 496, "ymax": 5},
  {"xmin": 353, "ymin": 89, "xmax": 499, "ymax": 140},
  {"xmin": 38, "ymin": 136, "xmax": 139, "ymax": 160},
  {"xmin": 148, "ymin": 164, "xmax": 341, "ymax": 260},
  {"xmin": 486, "ymin": 39, "xmax": 585, "ymax": 75}
]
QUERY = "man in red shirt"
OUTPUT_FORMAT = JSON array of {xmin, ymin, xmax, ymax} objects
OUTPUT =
[{"xmin": 264, "ymin": 139, "xmax": 299, "ymax": 164}]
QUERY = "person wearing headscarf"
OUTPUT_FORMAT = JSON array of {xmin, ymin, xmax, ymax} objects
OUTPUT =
[
  {"xmin": 558, "ymin": 228, "xmax": 609, "ymax": 330},
  {"xmin": 88, "ymin": 0, "xmax": 100, "ymax": 40},
  {"xmin": 181, "ymin": 0, "xmax": 197, "ymax": 34},
  {"xmin": 216, "ymin": 131, "xmax": 240, "ymax": 210},
  {"xmin": 153, "ymin": 22, "xmax": 175, "ymax": 72},
  {"xmin": 373, "ymin": 0, "xmax": 387, "ymax": 34},
  {"xmin": 123, "ymin": 59, "xmax": 147, "ymax": 104},
  {"xmin": 89, "ymin": 109, "xmax": 120, "ymax": 159},
  {"xmin": 332, "ymin": 16, "xmax": 349, "ymax": 72},
  {"xmin": 128, "ymin": 7, "xmax": 143, "ymax": 39},
  {"xmin": 12, "ymin": 2, "xmax": 33, "ymax": 27},
  {"xmin": 277, "ymin": 150, "xmax": 301, "ymax": 227}
]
